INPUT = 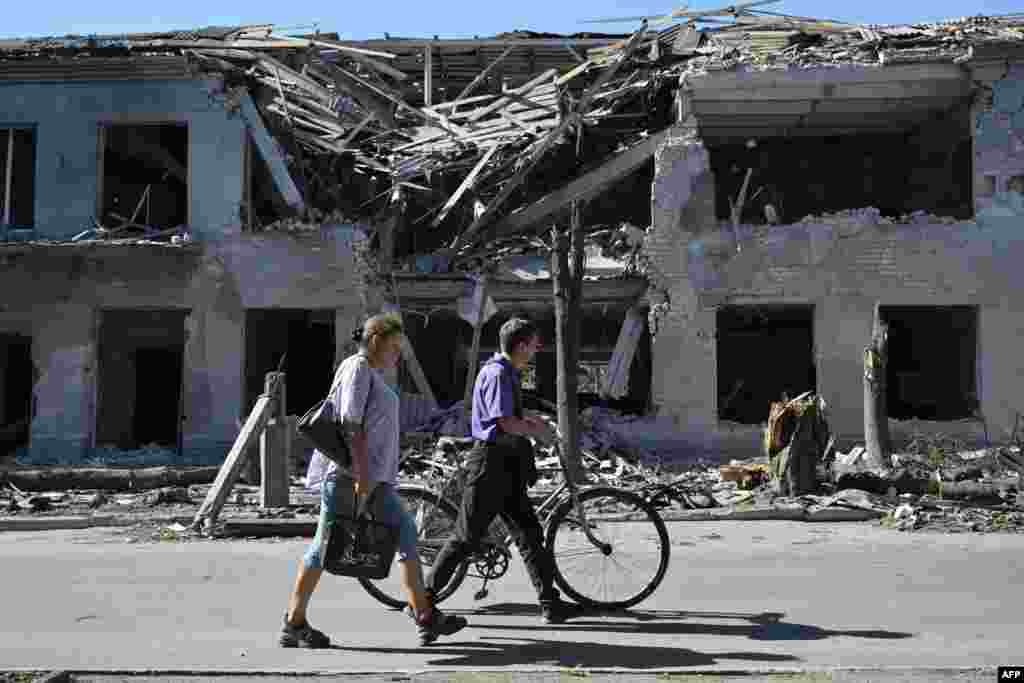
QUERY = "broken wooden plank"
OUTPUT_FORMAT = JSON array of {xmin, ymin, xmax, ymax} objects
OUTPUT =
[
  {"xmin": 307, "ymin": 38, "xmax": 398, "ymax": 60},
  {"xmin": 486, "ymin": 128, "xmax": 668, "ymax": 239},
  {"xmin": 467, "ymin": 68, "xmax": 558, "ymax": 122},
  {"xmin": 602, "ymin": 306, "xmax": 645, "ymax": 399},
  {"xmin": 431, "ymin": 144, "xmax": 500, "ymax": 228},
  {"xmin": 454, "ymin": 45, "xmax": 515, "ymax": 104},
  {"xmin": 328, "ymin": 65, "xmax": 398, "ymax": 129},
  {"xmin": 340, "ymin": 112, "xmax": 375, "ymax": 151},
  {"xmin": 343, "ymin": 51, "xmax": 409, "ymax": 81},
  {"xmin": 260, "ymin": 372, "xmax": 290, "ymax": 508},
  {"xmin": 236, "ymin": 90, "xmax": 306, "ymax": 213},
  {"xmin": 257, "ymin": 54, "xmax": 335, "ymax": 105},
  {"xmin": 192, "ymin": 374, "xmax": 281, "ymax": 529},
  {"xmin": 450, "ymin": 24, "xmax": 649, "ymax": 253},
  {"xmin": 1, "ymin": 466, "xmax": 220, "ymax": 492},
  {"xmin": 501, "ymin": 90, "xmax": 558, "ymax": 113},
  {"xmin": 564, "ymin": 43, "xmax": 586, "ymax": 63},
  {"xmin": 424, "ymin": 44, "xmax": 434, "ymax": 107}
]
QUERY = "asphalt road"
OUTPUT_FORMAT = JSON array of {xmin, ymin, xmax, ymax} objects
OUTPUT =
[{"xmin": 0, "ymin": 521, "xmax": 1021, "ymax": 676}]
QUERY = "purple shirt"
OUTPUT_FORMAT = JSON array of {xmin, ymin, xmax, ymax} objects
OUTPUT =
[{"xmin": 471, "ymin": 354, "xmax": 521, "ymax": 441}]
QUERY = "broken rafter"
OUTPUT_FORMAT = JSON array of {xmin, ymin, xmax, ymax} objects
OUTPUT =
[
  {"xmin": 467, "ymin": 68, "xmax": 558, "ymax": 123},
  {"xmin": 236, "ymin": 89, "xmax": 306, "ymax": 213},
  {"xmin": 454, "ymin": 45, "xmax": 515, "ymax": 104},
  {"xmin": 448, "ymin": 21, "xmax": 649, "ymax": 254},
  {"xmin": 339, "ymin": 112, "xmax": 375, "ymax": 151},
  {"xmin": 430, "ymin": 143, "xmax": 500, "ymax": 229},
  {"xmin": 479, "ymin": 128, "xmax": 669, "ymax": 244},
  {"xmin": 257, "ymin": 54, "xmax": 335, "ymax": 106}
]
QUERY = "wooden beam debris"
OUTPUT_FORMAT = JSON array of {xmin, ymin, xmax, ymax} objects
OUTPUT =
[
  {"xmin": 602, "ymin": 306, "xmax": 645, "ymax": 399},
  {"xmin": 487, "ymin": 128, "xmax": 668, "ymax": 239},
  {"xmin": 192, "ymin": 373, "xmax": 282, "ymax": 530},
  {"xmin": 236, "ymin": 90, "xmax": 306, "ymax": 213},
  {"xmin": 449, "ymin": 22, "xmax": 650, "ymax": 255},
  {"xmin": 454, "ymin": 45, "xmax": 515, "ymax": 104},
  {"xmin": 430, "ymin": 143, "xmax": 499, "ymax": 228}
]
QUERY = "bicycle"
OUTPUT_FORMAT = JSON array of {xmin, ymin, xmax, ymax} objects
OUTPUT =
[{"xmin": 358, "ymin": 439, "xmax": 671, "ymax": 610}]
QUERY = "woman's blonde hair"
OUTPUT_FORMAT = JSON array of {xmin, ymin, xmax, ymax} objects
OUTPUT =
[{"xmin": 357, "ymin": 312, "xmax": 404, "ymax": 357}]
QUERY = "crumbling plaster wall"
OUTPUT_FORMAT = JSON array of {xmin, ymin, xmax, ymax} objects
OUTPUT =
[
  {"xmin": 0, "ymin": 225, "xmax": 367, "ymax": 463},
  {"xmin": 0, "ymin": 77, "xmax": 244, "ymax": 240},
  {"xmin": 645, "ymin": 123, "xmax": 1024, "ymax": 460},
  {"xmin": 973, "ymin": 62, "xmax": 1024, "ymax": 216}
]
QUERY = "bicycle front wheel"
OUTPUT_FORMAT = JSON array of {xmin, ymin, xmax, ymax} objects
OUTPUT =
[
  {"xmin": 358, "ymin": 486, "xmax": 469, "ymax": 609},
  {"xmin": 546, "ymin": 487, "xmax": 670, "ymax": 610}
]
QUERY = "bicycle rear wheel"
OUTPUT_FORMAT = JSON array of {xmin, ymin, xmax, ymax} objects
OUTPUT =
[
  {"xmin": 545, "ymin": 487, "xmax": 670, "ymax": 610},
  {"xmin": 358, "ymin": 486, "xmax": 469, "ymax": 609}
]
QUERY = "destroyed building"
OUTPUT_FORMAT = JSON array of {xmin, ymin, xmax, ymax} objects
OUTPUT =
[{"xmin": 3, "ymin": 10, "xmax": 1024, "ymax": 467}]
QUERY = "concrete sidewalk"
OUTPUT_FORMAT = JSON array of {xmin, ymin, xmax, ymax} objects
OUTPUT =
[{"xmin": 0, "ymin": 521, "xmax": 1021, "ymax": 676}]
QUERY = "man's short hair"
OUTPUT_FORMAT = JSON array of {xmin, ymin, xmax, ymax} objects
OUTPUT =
[{"xmin": 499, "ymin": 317, "xmax": 539, "ymax": 355}]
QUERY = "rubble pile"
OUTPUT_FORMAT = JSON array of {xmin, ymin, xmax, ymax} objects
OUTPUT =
[{"xmin": 796, "ymin": 206, "xmax": 962, "ymax": 226}]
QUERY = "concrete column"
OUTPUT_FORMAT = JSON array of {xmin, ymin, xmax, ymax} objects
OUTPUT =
[
  {"xmin": 181, "ymin": 308, "xmax": 244, "ymax": 464},
  {"xmin": 815, "ymin": 295, "xmax": 875, "ymax": 444},
  {"xmin": 28, "ymin": 304, "xmax": 95, "ymax": 463},
  {"xmin": 977, "ymin": 301, "xmax": 1024, "ymax": 442},
  {"xmin": 645, "ymin": 130, "xmax": 716, "ymax": 427}
]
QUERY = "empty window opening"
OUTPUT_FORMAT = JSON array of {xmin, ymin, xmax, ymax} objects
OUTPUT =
[
  {"xmin": 96, "ymin": 310, "xmax": 187, "ymax": 451},
  {"xmin": 1, "ymin": 128, "xmax": 37, "ymax": 230},
  {"xmin": 1008, "ymin": 175, "xmax": 1024, "ymax": 194},
  {"xmin": 244, "ymin": 310, "xmax": 336, "ymax": 419},
  {"xmin": 100, "ymin": 124, "xmax": 187, "ymax": 231},
  {"xmin": 242, "ymin": 131, "xmax": 288, "ymax": 231},
  {"xmin": 880, "ymin": 306, "xmax": 978, "ymax": 421},
  {"xmin": 705, "ymin": 116, "xmax": 973, "ymax": 224},
  {"xmin": 717, "ymin": 305, "xmax": 816, "ymax": 424},
  {"xmin": 0, "ymin": 334, "xmax": 33, "ymax": 458}
]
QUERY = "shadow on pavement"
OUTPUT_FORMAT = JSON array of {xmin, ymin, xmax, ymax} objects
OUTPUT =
[
  {"xmin": 448, "ymin": 602, "xmax": 914, "ymax": 642},
  {"xmin": 336, "ymin": 637, "xmax": 801, "ymax": 669}
]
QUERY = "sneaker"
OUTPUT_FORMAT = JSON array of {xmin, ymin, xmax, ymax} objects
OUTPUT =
[
  {"xmin": 406, "ymin": 605, "xmax": 468, "ymax": 646},
  {"xmin": 279, "ymin": 614, "xmax": 331, "ymax": 649},
  {"xmin": 540, "ymin": 599, "xmax": 586, "ymax": 625}
]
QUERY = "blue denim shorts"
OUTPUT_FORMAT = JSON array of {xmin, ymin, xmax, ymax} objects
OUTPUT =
[{"xmin": 302, "ymin": 477, "xmax": 418, "ymax": 569}]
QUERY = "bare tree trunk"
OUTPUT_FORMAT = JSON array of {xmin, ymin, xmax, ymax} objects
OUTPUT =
[
  {"xmin": 863, "ymin": 304, "xmax": 892, "ymax": 474},
  {"xmin": 553, "ymin": 201, "xmax": 586, "ymax": 483}
]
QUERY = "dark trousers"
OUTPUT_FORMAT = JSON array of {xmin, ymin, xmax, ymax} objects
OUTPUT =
[{"xmin": 425, "ymin": 439, "xmax": 558, "ymax": 605}]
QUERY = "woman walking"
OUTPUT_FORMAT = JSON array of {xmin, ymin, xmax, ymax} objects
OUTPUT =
[{"xmin": 280, "ymin": 312, "xmax": 468, "ymax": 648}]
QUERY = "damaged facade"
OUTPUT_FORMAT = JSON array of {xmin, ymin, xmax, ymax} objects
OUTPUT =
[{"xmin": 3, "ymin": 10, "xmax": 1024, "ymax": 466}]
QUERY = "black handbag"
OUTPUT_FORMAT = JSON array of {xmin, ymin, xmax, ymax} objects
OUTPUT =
[
  {"xmin": 322, "ymin": 488, "xmax": 399, "ymax": 580},
  {"xmin": 296, "ymin": 397, "xmax": 351, "ymax": 468}
]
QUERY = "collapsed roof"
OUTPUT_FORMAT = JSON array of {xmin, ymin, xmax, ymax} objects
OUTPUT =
[{"xmin": 3, "ymin": 6, "xmax": 1024, "ymax": 272}]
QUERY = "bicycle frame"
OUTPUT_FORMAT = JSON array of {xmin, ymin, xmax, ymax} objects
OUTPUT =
[{"xmin": 409, "ymin": 442, "xmax": 610, "ymax": 556}]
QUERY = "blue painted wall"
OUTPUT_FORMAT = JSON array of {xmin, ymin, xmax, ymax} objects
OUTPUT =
[{"xmin": 0, "ymin": 77, "xmax": 244, "ymax": 240}]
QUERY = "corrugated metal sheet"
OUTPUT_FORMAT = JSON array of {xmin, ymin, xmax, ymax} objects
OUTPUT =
[{"xmin": 0, "ymin": 56, "xmax": 193, "ymax": 82}]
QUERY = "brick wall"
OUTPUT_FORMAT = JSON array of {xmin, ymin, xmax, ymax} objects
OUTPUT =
[{"xmin": 644, "ymin": 120, "xmax": 1024, "ymax": 460}]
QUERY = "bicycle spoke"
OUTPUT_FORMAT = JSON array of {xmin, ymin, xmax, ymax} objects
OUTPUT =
[{"xmin": 550, "ymin": 490, "xmax": 669, "ymax": 608}]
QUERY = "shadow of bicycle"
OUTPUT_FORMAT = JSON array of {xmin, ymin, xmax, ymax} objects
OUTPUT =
[{"xmin": 448, "ymin": 601, "xmax": 914, "ymax": 642}]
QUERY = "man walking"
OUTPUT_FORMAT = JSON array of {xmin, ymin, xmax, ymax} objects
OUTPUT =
[{"xmin": 425, "ymin": 317, "xmax": 581, "ymax": 624}]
